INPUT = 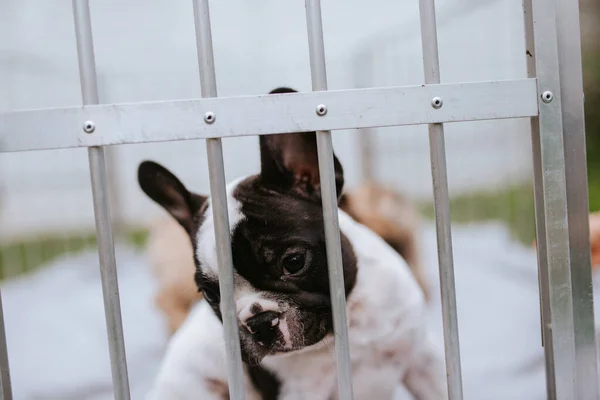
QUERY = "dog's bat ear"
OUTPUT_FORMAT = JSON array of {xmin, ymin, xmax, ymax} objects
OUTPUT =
[
  {"xmin": 137, "ymin": 160, "xmax": 207, "ymax": 236},
  {"xmin": 259, "ymin": 87, "xmax": 344, "ymax": 203}
]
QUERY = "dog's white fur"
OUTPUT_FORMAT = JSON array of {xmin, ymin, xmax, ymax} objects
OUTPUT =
[
  {"xmin": 194, "ymin": 177, "xmax": 246, "ymax": 278},
  {"xmin": 146, "ymin": 179, "xmax": 446, "ymax": 400}
]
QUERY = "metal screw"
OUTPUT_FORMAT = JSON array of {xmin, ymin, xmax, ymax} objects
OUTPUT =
[
  {"xmin": 204, "ymin": 111, "xmax": 216, "ymax": 124},
  {"xmin": 316, "ymin": 104, "xmax": 328, "ymax": 116},
  {"xmin": 541, "ymin": 91, "xmax": 554, "ymax": 103},
  {"xmin": 431, "ymin": 97, "xmax": 443, "ymax": 109},
  {"xmin": 83, "ymin": 121, "xmax": 95, "ymax": 134}
]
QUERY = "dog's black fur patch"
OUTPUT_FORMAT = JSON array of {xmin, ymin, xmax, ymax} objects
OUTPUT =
[{"xmin": 247, "ymin": 364, "xmax": 281, "ymax": 400}]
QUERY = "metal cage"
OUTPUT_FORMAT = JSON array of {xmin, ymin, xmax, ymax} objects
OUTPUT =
[{"xmin": 0, "ymin": 0, "xmax": 597, "ymax": 399}]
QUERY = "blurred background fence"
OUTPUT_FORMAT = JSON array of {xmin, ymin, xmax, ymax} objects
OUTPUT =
[{"xmin": 1, "ymin": 0, "xmax": 597, "ymax": 280}]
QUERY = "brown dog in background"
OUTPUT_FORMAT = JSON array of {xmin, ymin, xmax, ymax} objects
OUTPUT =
[
  {"xmin": 146, "ymin": 181, "xmax": 429, "ymax": 335},
  {"xmin": 590, "ymin": 211, "xmax": 600, "ymax": 269},
  {"xmin": 146, "ymin": 214, "xmax": 204, "ymax": 334},
  {"xmin": 532, "ymin": 211, "xmax": 600, "ymax": 270},
  {"xmin": 339, "ymin": 182, "xmax": 429, "ymax": 301}
]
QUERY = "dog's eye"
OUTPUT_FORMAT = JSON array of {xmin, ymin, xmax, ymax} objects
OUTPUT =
[
  {"xmin": 282, "ymin": 253, "xmax": 306, "ymax": 275},
  {"xmin": 202, "ymin": 287, "xmax": 220, "ymax": 303}
]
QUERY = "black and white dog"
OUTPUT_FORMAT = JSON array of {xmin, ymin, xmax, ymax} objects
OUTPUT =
[{"xmin": 138, "ymin": 88, "xmax": 447, "ymax": 400}]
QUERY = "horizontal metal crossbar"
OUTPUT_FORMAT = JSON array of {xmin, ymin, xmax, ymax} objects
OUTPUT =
[{"xmin": 0, "ymin": 78, "xmax": 538, "ymax": 153}]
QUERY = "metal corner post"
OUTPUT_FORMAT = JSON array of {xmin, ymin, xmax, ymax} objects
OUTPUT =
[
  {"xmin": 522, "ymin": 0, "xmax": 556, "ymax": 396},
  {"xmin": 72, "ymin": 1, "xmax": 131, "ymax": 399},
  {"xmin": 526, "ymin": 0, "xmax": 599, "ymax": 397},
  {"xmin": 555, "ymin": 0, "xmax": 599, "ymax": 397}
]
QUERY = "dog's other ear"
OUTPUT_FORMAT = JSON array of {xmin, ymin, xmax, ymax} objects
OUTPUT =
[
  {"xmin": 260, "ymin": 87, "xmax": 344, "ymax": 202},
  {"xmin": 137, "ymin": 160, "xmax": 208, "ymax": 236}
]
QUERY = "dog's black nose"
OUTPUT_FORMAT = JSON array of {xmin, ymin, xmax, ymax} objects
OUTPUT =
[{"xmin": 245, "ymin": 311, "xmax": 280, "ymax": 346}]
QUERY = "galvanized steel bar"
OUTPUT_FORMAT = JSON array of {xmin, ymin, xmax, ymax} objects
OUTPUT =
[
  {"xmin": 0, "ymin": 79, "xmax": 539, "ymax": 153},
  {"xmin": 352, "ymin": 50, "xmax": 376, "ymax": 182},
  {"xmin": 72, "ymin": 1, "xmax": 131, "ymax": 399},
  {"xmin": 0, "ymin": 291, "xmax": 12, "ymax": 400},
  {"xmin": 527, "ymin": 0, "xmax": 594, "ymax": 396},
  {"xmin": 522, "ymin": 1, "xmax": 555, "ymax": 396},
  {"xmin": 305, "ymin": 0, "xmax": 354, "ymax": 398},
  {"xmin": 554, "ymin": 0, "xmax": 599, "ymax": 396},
  {"xmin": 418, "ymin": 0, "xmax": 463, "ymax": 398},
  {"xmin": 192, "ymin": 1, "xmax": 246, "ymax": 398}
]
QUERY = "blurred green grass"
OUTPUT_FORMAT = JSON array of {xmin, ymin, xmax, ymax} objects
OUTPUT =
[
  {"xmin": 584, "ymin": 52, "xmax": 600, "ymax": 212},
  {"xmin": 419, "ymin": 184, "xmax": 536, "ymax": 245},
  {"xmin": 0, "ymin": 229, "xmax": 149, "ymax": 281}
]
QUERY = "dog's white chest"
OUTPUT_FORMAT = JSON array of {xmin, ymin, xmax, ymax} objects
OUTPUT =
[{"xmin": 262, "ymin": 331, "xmax": 411, "ymax": 400}]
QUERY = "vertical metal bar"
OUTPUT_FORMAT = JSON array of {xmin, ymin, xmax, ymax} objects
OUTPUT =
[
  {"xmin": 96, "ymin": 75, "xmax": 124, "ymax": 238},
  {"xmin": 554, "ymin": 0, "xmax": 599, "ymax": 397},
  {"xmin": 358, "ymin": 127, "xmax": 375, "ymax": 182},
  {"xmin": 72, "ymin": 1, "xmax": 131, "ymax": 399},
  {"xmin": 352, "ymin": 51, "xmax": 376, "ymax": 182},
  {"xmin": 106, "ymin": 147, "xmax": 124, "ymax": 237},
  {"xmin": 418, "ymin": 0, "xmax": 463, "ymax": 398},
  {"xmin": 0, "ymin": 290, "xmax": 12, "ymax": 400},
  {"xmin": 522, "ymin": 2, "xmax": 555, "ymax": 397},
  {"xmin": 192, "ymin": 1, "xmax": 246, "ymax": 399},
  {"xmin": 304, "ymin": 1, "xmax": 354, "ymax": 399}
]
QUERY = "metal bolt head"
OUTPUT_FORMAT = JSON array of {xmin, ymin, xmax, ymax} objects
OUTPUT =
[
  {"xmin": 83, "ymin": 121, "xmax": 95, "ymax": 134},
  {"xmin": 204, "ymin": 111, "xmax": 216, "ymax": 124},
  {"xmin": 316, "ymin": 104, "xmax": 328, "ymax": 116},
  {"xmin": 431, "ymin": 97, "xmax": 443, "ymax": 109},
  {"xmin": 541, "ymin": 91, "xmax": 554, "ymax": 103}
]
